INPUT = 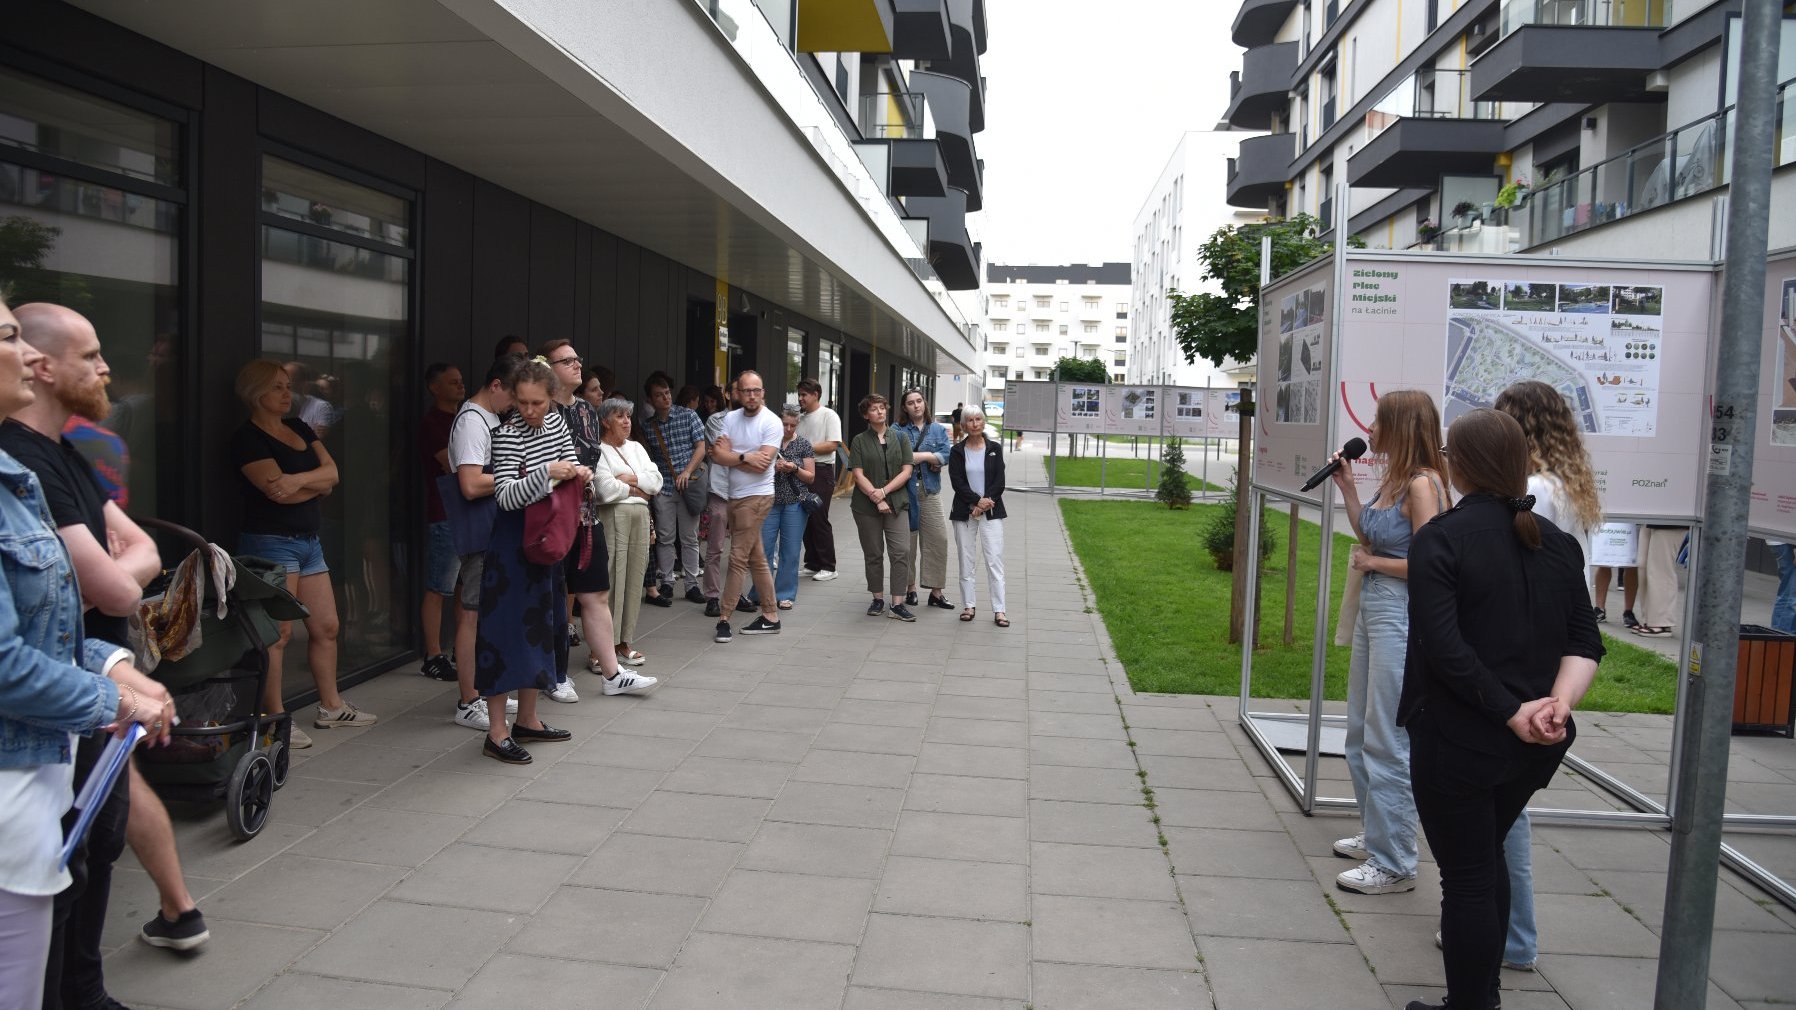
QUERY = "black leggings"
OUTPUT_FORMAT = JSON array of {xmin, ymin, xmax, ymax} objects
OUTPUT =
[{"xmin": 1408, "ymin": 713, "xmax": 1570, "ymax": 1010}]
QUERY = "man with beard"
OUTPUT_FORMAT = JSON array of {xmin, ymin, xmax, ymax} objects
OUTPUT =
[{"xmin": 2, "ymin": 304, "xmax": 210, "ymax": 1010}]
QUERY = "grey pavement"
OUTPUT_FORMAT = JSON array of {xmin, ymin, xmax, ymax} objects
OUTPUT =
[{"xmin": 102, "ymin": 441, "xmax": 1796, "ymax": 1009}]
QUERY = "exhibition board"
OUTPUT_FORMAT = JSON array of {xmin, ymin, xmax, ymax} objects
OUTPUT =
[
  {"xmin": 1750, "ymin": 248, "xmax": 1796, "ymax": 538},
  {"xmin": 1258, "ymin": 249, "xmax": 1717, "ymax": 521},
  {"xmin": 999, "ymin": 381, "xmax": 1242, "ymax": 439},
  {"xmin": 1254, "ymin": 255, "xmax": 1339, "ymax": 501}
]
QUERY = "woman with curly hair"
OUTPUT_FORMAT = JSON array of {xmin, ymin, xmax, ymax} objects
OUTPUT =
[
  {"xmin": 1478, "ymin": 379, "xmax": 1604, "ymax": 973},
  {"xmin": 1328, "ymin": 389, "xmax": 1450, "ymax": 897}
]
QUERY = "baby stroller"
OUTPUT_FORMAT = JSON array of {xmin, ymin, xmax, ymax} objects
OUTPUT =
[{"xmin": 132, "ymin": 518, "xmax": 307, "ymax": 841}]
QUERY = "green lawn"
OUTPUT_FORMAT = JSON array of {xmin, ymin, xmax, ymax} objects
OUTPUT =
[
  {"xmin": 1059, "ymin": 499, "xmax": 1678, "ymax": 712},
  {"xmin": 1048, "ymin": 455, "xmax": 1224, "ymax": 493}
]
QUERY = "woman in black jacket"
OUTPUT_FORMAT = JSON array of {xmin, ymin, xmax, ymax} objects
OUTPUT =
[
  {"xmin": 947, "ymin": 405, "xmax": 1008, "ymax": 626},
  {"xmin": 1399, "ymin": 408, "xmax": 1602, "ymax": 1010}
]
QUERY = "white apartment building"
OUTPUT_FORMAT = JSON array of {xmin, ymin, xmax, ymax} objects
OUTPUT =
[
  {"xmin": 1223, "ymin": 0, "xmax": 1796, "ymax": 257},
  {"xmin": 1131, "ymin": 132, "xmax": 1265, "ymax": 388},
  {"xmin": 982, "ymin": 263, "xmax": 1133, "ymax": 388}
]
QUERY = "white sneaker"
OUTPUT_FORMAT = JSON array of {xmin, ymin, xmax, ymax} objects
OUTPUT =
[
  {"xmin": 1336, "ymin": 860, "xmax": 1416, "ymax": 895},
  {"xmin": 504, "ymin": 695, "xmax": 519, "ymax": 714},
  {"xmin": 1333, "ymin": 832, "xmax": 1369, "ymax": 860},
  {"xmin": 453, "ymin": 698, "xmax": 491, "ymax": 730},
  {"xmin": 544, "ymin": 679, "xmax": 580, "ymax": 704},
  {"xmin": 812, "ymin": 569, "xmax": 838, "ymax": 582},
  {"xmin": 602, "ymin": 671, "xmax": 659, "ymax": 696}
]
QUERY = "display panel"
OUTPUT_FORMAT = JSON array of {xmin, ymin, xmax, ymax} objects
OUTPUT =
[{"xmin": 1255, "ymin": 256, "xmax": 1337, "ymax": 500}]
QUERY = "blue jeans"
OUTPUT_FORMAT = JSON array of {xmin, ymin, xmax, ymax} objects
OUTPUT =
[
  {"xmin": 1346, "ymin": 572, "xmax": 1419, "ymax": 878},
  {"xmin": 750, "ymin": 502, "xmax": 808, "ymax": 604},
  {"xmin": 1503, "ymin": 811, "xmax": 1537, "ymax": 966},
  {"xmin": 1771, "ymin": 543, "xmax": 1795, "ymax": 634}
]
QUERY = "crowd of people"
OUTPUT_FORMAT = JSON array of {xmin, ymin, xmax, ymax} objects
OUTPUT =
[{"xmin": 0, "ymin": 296, "xmax": 1016, "ymax": 1008}]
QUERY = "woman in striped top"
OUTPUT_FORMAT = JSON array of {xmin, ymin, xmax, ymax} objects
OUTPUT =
[{"xmin": 476, "ymin": 359, "xmax": 588, "ymax": 765}]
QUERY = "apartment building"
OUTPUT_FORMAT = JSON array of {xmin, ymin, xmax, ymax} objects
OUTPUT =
[
  {"xmin": 1223, "ymin": 0, "xmax": 1795, "ymax": 256},
  {"xmin": 1131, "ymin": 132, "xmax": 1265, "ymax": 388},
  {"xmin": 982, "ymin": 263, "xmax": 1133, "ymax": 387},
  {"xmin": 1, "ymin": 0, "xmax": 985, "ymax": 693}
]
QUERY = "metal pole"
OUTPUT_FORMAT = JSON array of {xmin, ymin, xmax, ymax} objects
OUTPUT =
[
  {"xmin": 1100, "ymin": 431, "xmax": 1108, "ymax": 496},
  {"xmin": 1049, "ymin": 374, "xmax": 1061, "ymax": 492},
  {"xmin": 1654, "ymin": 4, "xmax": 1780, "ymax": 1005}
]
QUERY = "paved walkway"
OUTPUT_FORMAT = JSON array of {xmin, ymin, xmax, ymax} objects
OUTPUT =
[{"xmin": 101, "ymin": 450, "xmax": 1796, "ymax": 1009}]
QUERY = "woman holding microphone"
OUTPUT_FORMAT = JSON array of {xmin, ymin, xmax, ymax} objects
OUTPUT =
[{"xmin": 1328, "ymin": 390, "xmax": 1449, "ymax": 896}]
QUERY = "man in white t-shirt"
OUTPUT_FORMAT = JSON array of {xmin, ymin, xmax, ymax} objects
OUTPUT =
[
  {"xmin": 795, "ymin": 378, "xmax": 843, "ymax": 581},
  {"xmin": 709, "ymin": 370, "xmax": 784, "ymax": 643}
]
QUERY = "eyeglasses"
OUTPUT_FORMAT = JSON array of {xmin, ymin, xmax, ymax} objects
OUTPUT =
[
  {"xmin": 549, "ymin": 355, "xmax": 582, "ymax": 367},
  {"xmin": 738, "ymin": 387, "xmax": 765, "ymax": 395}
]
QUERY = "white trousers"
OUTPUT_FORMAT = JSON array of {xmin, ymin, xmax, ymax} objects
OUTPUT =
[
  {"xmin": 0, "ymin": 889, "xmax": 50, "ymax": 1010},
  {"xmin": 953, "ymin": 517, "xmax": 1006, "ymax": 613}
]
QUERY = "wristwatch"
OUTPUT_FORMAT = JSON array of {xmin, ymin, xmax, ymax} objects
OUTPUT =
[{"xmin": 738, "ymin": 452, "xmax": 746, "ymax": 465}]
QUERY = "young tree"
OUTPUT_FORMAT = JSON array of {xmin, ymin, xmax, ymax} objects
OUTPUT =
[
  {"xmin": 1167, "ymin": 214, "xmax": 1361, "ymax": 368},
  {"xmin": 1051, "ymin": 356, "xmax": 1108, "ymax": 384},
  {"xmin": 1156, "ymin": 440, "xmax": 1192, "ymax": 509}
]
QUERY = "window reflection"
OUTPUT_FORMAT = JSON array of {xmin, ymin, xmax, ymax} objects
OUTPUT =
[
  {"xmin": 786, "ymin": 329, "xmax": 805, "ymax": 409},
  {"xmin": 258, "ymin": 155, "xmax": 412, "ymax": 695},
  {"xmin": 0, "ymin": 67, "xmax": 180, "ymax": 186},
  {"xmin": 818, "ymin": 337, "xmax": 843, "ymax": 412}
]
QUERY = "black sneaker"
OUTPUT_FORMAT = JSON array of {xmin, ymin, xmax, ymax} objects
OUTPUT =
[
  {"xmin": 714, "ymin": 621, "xmax": 734, "ymax": 643},
  {"xmin": 419, "ymin": 653, "xmax": 456, "ymax": 681},
  {"xmin": 741, "ymin": 616, "xmax": 782, "ymax": 636},
  {"xmin": 867, "ymin": 597, "xmax": 886, "ymax": 617},
  {"xmin": 645, "ymin": 591, "xmax": 674, "ymax": 608},
  {"xmin": 888, "ymin": 604, "xmax": 917, "ymax": 622},
  {"xmin": 704, "ymin": 598, "xmax": 722, "ymax": 618},
  {"xmin": 140, "ymin": 908, "xmax": 209, "ymax": 951},
  {"xmin": 736, "ymin": 596, "xmax": 758, "ymax": 613},
  {"xmin": 1593, "ymin": 607, "xmax": 1607, "ymax": 623},
  {"xmin": 904, "ymin": 590, "xmax": 919, "ymax": 606},
  {"xmin": 483, "ymin": 736, "xmax": 532, "ymax": 765},
  {"xmin": 685, "ymin": 586, "xmax": 707, "ymax": 605}
]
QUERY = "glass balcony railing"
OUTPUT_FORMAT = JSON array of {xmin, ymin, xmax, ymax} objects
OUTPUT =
[
  {"xmin": 1363, "ymin": 68, "xmax": 1501, "ymax": 141},
  {"xmin": 858, "ymin": 91, "xmax": 932, "ymax": 140},
  {"xmin": 1503, "ymin": 76, "xmax": 1795, "ymax": 247},
  {"xmin": 1498, "ymin": 0, "xmax": 1670, "ymax": 39}
]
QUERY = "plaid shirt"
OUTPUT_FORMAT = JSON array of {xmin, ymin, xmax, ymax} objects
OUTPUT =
[{"xmin": 641, "ymin": 405, "xmax": 707, "ymax": 486}]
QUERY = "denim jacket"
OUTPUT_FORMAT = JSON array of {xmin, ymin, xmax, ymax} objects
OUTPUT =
[
  {"xmin": 0, "ymin": 449, "xmax": 121, "ymax": 769},
  {"xmin": 896, "ymin": 421, "xmax": 950, "ymax": 497}
]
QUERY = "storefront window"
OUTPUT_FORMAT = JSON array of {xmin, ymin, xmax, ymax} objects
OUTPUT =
[
  {"xmin": 786, "ymin": 329, "xmax": 806, "ymax": 409},
  {"xmin": 0, "ymin": 70, "xmax": 181, "ymax": 518},
  {"xmin": 818, "ymin": 337, "xmax": 843, "ymax": 413},
  {"xmin": 259, "ymin": 155, "xmax": 412, "ymax": 689}
]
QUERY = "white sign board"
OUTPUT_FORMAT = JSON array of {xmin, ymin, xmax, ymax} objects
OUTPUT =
[
  {"xmin": 1255, "ymin": 257, "xmax": 1337, "ymax": 501},
  {"xmin": 1750, "ymin": 253, "xmax": 1796, "ymax": 538}
]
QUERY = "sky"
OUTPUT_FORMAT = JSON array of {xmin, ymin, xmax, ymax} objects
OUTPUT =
[{"xmin": 976, "ymin": 0, "xmax": 1245, "ymax": 266}]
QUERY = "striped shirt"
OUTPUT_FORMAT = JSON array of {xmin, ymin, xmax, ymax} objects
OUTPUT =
[{"xmin": 492, "ymin": 410, "xmax": 576, "ymax": 511}]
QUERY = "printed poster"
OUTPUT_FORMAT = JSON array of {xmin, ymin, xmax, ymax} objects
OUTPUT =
[
  {"xmin": 1588, "ymin": 522, "xmax": 1640, "ymax": 567},
  {"xmin": 1105, "ymin": 386, "xmax": 1161, "ymax": 436},
  {"xmin": 1275, "ymin": 284, "xmax": 1327, "ymax": 425},
  {"xmin": 1775, "ymin": 278, "xmax": 1796, "ymax": 447},
  {"xmin": 1443, "ymin": 279, "xmax": 1665, "ymax": 436}
]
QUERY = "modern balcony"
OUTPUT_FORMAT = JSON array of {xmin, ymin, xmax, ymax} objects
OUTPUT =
[
  {"xmin": 1348, "ymin": 69, "xmax": 1506, "ymax": 188},
  {"xmin": 910, "ymin": 69, "xmax": 982, "ymax": 210},
  {"xmin": 892, "ymin": 0, "xmax": 952, "ymax": 60},
  {"xmin": 928, "ymin": 0, "xmax": 986, "ymax": 132},
  {"xmin": 1225, "ymin": 132, "xmax": 1293, "ymax": 209},
  {"xmin": 1225, "ymin": 40, "xmax": 1299, "ymax": 131},
  {"xmin": 855, "ymin": 92, "xmax": 948, "ymax": 198},
  {"xmin": 1470, "ymin": 0, "xmax": 1669, "ymax": 102},
  {"xmin": 905, "ymin": 186, "xmax": 980, "ymax": 290},
  {"xmin": 1231, "ymin": 0, "xmax": 1300, "ymax": 47},
  {"xmin": 794, "ymin": 0, "xmax": 896, "ymax": 53}
]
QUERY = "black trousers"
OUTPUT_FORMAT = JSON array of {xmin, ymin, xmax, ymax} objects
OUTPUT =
[
  {"xmin": 802, "ymin": 462, "xmax": 837, "ymax": 572},
  {"xmin": 45, "ymin": 733, "xmax": 131, "ymax": 1010},
  {"xmin": 1408, "ymin": 712, "xmax": 1570, "ymax": 1010}
]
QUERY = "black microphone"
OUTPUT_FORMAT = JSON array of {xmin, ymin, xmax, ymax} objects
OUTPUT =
[{"xmin": 1299, "ymin": 437, "xmax": 1368, "ymax": 492}]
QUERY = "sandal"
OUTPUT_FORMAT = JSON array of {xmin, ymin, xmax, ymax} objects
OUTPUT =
[
  {"xmin": 777, "ymin": 599, "xmax": 794, "ymax": 611},
  {"xmin": 993, "ymin": 613, "xmax": 1010, "ymax": 628},
  {"xmin": 616, "ymin": 649, "xmax": 647, "ymax": 666},
  {"xmin": 1631, "ymin": 624, "xmax": 1672, "ymax": 637},
  {"xmin": 959, "ymin": 607, "xmax": 976, "ymax": 622}
]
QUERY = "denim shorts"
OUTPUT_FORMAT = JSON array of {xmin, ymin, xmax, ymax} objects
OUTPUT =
[
  {"xmin": 239, "ymin": 532, "xmax": 328, "ymax": 577},
  {"xmin": 425, "ymin": 521, "xmax": 460, "ymax": 596}
]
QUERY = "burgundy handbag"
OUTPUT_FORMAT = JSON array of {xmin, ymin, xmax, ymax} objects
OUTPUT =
[{"xmin": 523, "ymin": 469, "xmax": 585, "ymax": 565}]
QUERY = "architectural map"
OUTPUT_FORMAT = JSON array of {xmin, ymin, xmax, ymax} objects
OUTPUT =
[{"xmin": 1443, "ymin": 279, "xmax": 1665, "ymax": 436}]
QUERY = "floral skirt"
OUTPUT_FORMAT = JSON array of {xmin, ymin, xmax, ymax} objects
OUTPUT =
[{"xmin": 475, "ymin": 508, "xmax": 568, "ymax": 697}]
